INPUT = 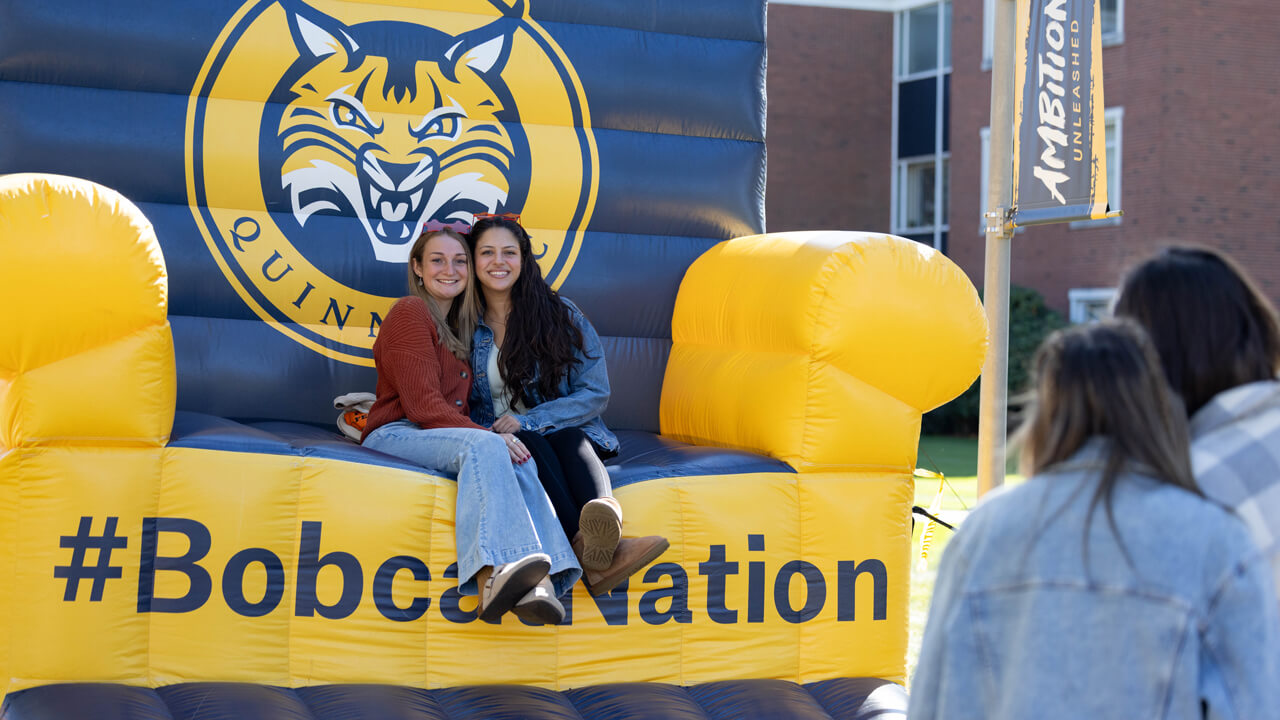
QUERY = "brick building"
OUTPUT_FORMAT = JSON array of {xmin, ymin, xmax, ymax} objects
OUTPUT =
[{"xmin": 767, "ymin": 0, "xmax": 1280, "ymax": 320}]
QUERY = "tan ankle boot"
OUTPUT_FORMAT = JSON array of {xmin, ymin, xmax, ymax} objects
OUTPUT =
[
  {"xmin": 576, "ymin": 497, "xmax": 623, "ymax": 571},
  {"xmin": 573, "ymin": 534, "xmax": 669, "ymax": 596}
]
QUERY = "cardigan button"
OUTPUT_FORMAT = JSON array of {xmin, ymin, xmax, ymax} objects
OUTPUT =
[
  {"xmin": 461, "ymin": 371, "xmax": 468, "ymax": 378},
  {"xmin": 454, "ymin": 400, "xmax": 463, "ymax": 406}
]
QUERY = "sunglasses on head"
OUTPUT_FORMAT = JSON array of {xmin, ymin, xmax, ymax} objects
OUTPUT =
[
  {"xmin": 422, "ymin": 219, "xmax": 473, "ymax": 234},
  {"xmin": 472, "ymin": 211, "xmax": 522, "ymax": 225}
]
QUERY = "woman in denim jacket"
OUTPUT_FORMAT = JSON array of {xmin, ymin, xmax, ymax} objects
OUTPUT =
[
  {"xmin": 910, "ymin": 320, "xmax": 1279, "ymax": 720},
  {"xmin": 361, "ymin": 228, "xmax": 578, "ymax": 626},
  {"xmin": 467, "ymin": 214, "xmax": 667, "ymax": 596}
]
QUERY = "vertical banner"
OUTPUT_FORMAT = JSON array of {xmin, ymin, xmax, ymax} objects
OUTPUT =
[{"xmin": 1011, "ymin": 0, "xmax": 1110, "ymax": 226}]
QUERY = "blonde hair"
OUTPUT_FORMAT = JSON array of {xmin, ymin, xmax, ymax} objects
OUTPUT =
[
  {"xmin": 408, "ymin": 229, "xmax": 479, "ymax": 362},
  {"xmin": 1015, "ymin": 319, "xmax": 1199, "ymax": 563}
]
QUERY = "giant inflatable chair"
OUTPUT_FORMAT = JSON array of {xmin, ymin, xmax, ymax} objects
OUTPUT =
[{"xmin": 0, "ymin": 1, "xmax": 986, "ymax": 718}]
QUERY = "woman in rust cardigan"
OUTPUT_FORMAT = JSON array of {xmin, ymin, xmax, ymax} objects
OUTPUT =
[{"xmin": 361, "ymin": 227, "xmax": 579, "ymax": 625}]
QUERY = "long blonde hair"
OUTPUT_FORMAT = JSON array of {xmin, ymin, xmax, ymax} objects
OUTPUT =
[
  {"xmin": 1015, "ymin": 318, "xmax": 1199, "ymax": 562},
  {"xmin": 408, "ymin": 229, "xmax": 479, "ymax": 362}
]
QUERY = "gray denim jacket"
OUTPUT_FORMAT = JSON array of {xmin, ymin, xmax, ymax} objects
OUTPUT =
[
  {"xmin": 910, "ymin": 440, "xmax": 1280, "ymax": 720},
  {"xmin": 469, "ymin": 298, "xmax": 618, "ymax": 452}
]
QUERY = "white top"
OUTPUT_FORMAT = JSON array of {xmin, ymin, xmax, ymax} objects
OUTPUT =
[{"xmin": 488, "ymin": 346, "xmax": 525, "ymax": 418}]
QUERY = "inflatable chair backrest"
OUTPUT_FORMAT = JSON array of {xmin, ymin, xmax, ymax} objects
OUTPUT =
[{"xmin": 0, "ymin": 0, "xmax": 767, "ymax": 432}]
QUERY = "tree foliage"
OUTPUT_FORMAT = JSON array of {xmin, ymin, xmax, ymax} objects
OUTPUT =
[{"xmin": 921, "ymin": 285, "xmax": 1066, "ymax": 436}]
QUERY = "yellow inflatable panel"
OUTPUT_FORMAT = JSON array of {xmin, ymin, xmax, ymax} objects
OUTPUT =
[
  {"xmin": 0, "ymin": 174, "xmax": 174, "ymax": 450},
  {"xmin": 0, "ymin": 448, "xmax": 912, "ymax": 695},
  {"xmin": 661, "ymin": 231, "xmax": 988, "ymax": 472},
  {"xmin": 0, "ymin": 175, "xmax": 989, "ymax": 704}
]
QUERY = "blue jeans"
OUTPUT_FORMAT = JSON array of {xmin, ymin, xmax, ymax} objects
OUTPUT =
[{"xmin": 363, "ymin": 421, "xmax": 581, "ymax": 598}]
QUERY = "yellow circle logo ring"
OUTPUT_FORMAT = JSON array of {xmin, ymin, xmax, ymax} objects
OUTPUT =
[{"xmin": 186, "ymin": 0, "xmax": 597, "ymax": 366}]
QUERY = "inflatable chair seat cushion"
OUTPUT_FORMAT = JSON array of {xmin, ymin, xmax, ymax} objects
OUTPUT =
[{"xmin": 168, "ymin": 412, "xmax": 794, "ymax": 487}]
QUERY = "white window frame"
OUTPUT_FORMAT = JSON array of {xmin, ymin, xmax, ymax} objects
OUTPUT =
[
  {"xmin": 891, "ymin": 0, "xmax": 951, "ymax": 249},
  {"xmin": 1100, "ymin": 0, "xmax": 1124, "ymax": 46},
  {"xmin": 1068, "ymin": 287, "xmax": 1117, "ymax": 324},
  {"xmin": 1070, "ymin": 106, "xmax": 1123, "ymax": 229},
  {"xmin": 981, "ymin": 0, "xmax": 995, "ymax": 70},
  {"xmin": 896, "ymin": 154, "xmax": 950, "ymax": 235}
]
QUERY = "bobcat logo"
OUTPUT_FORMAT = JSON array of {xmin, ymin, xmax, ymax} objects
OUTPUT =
[
  {"xmin": 263, "ymin": 1, "xmax": 529, "ymax": 263},
  {"xmin": 188, "ymin": 0, "xmax": 596, "ymax": 365}
]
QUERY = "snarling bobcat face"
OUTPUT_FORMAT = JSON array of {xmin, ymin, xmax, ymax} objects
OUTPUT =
[{"xmin": 264, "ymin": 1, "xmax": 529, "ymax": 263}]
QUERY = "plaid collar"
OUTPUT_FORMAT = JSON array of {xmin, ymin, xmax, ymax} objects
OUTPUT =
[{"xmin": 1189, "ymin": 379, "xmax": 1280, "ymax": 439}]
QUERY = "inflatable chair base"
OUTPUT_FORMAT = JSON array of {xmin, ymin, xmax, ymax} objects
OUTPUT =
[
  {"xmin": 1, "ymin": 678, "xmax": 907, "ymax": 719},
  {"xmin": 0, "ymin": 176, "xmax": 984, "ymax": 718}
]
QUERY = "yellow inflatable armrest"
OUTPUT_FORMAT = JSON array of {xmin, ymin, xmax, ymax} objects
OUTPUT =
[
  {"xmin": 659, "ymin": 231, "xmax": 987, "ymax": 472},
  {"xmin": 0, "ymin": 173, "xmax": 175, "ymax": 450}
]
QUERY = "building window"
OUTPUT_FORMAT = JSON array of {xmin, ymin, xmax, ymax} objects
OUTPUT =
[
  {"xmin": 982, "ymin": 0, "xmax": 994, "ymax": 69},
  {"xmin": 1100, "ymin": 0, "xmax": 1123, "ymax": 44},
  {"xmin": 892, "ymin": 1, "xmax": 951, "ymax": 250},
  {"xmin": 1070, "ymin": 106, "xmax": 1123, "ymax": 229},
  {"xmin": 984, "ymin": 0, "xmax": 1122, "ymax": 67},
  {"xmin": 1069, "ymin": 288, "xmax": 1116, "ymax": 323},
  {"xmin": 900, "ymin": 2, "xmax": 951, "ymax": 78},
  {"xmin": 898, "ymin": 155, "xmax": 950, "ymax": 232}
]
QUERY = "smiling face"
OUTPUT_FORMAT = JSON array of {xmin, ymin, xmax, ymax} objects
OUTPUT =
[
  {"xmin": 473, "ymin": 226, "xmax": 523, "ymax": 297},
  {"xmin": 411, "ymin": 232, "xmax": 469, "ymax": 309}
]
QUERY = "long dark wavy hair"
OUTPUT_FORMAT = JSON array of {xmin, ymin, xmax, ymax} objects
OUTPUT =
[
  {"xmin": 1114, "ymin": 245, "xmax": 1280, "ymax": 416},
  {"xmin": 469, "ymin": 215, "xmax": 588, "ymax": 406}
]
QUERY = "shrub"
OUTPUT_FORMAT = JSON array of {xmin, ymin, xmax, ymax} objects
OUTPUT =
[{"xmin": 921, "ymin": 285, "xmax": 1066, "ymax": 436}]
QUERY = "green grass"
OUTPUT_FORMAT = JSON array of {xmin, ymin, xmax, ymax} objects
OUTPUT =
[{"xmin": 906, "ymin": 436, "xmax": 1022, "ymax": 686}]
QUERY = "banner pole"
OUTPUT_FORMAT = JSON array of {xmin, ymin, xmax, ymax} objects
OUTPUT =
[{"xmin": 977, "ymin": 0, "xmax": 1018, "ymax": 497}]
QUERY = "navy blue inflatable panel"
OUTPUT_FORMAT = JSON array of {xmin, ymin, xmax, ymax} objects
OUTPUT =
[
  {"xmin": 166, "ymin": 413, "xmax": 792, "ymax": 486},
  {"xmin": 606, "ymin": 431, "xmax": 794, "ymax": 488},
  {"xmin": 529, "ymin": 1, "xmax": 766, "ymax": 43},
  {"xmin": 597, "ymin": 337, "xmax": 671, "ymax": 432},
  {"xmin": 0, "ymin": 0, "xmax": 767, "ymax": 430},
  {"xmin": 1, "ymin": 680, "xmax": 908, "ymax": 720}
]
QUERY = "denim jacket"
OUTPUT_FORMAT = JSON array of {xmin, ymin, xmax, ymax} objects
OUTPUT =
[
  {"xmin": 909, "ymin": 440, "xmax": 1280, "ymax": 720},
  {"xmin": 469, "ymin": 298, "xmax": 618, "ymax": 452}
]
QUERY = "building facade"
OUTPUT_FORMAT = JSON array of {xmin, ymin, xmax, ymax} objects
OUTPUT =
[{"xmin": 767, "ymin": 0, "xmax": 1280, "ymax": 319}]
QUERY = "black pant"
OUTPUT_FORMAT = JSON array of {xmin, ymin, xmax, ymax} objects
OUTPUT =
[{"xmin": 516, "ymin": 427, "xmax": 613, "ymax": 539}]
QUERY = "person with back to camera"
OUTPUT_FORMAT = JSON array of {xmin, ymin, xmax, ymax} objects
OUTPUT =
[
  {"xmin": 909, "ymin": 319, "xmax": 1280, "ymax": 720},
  {"xmin": 1114, "ymin": 245, "xmax": 1280, "ymax": 604},
  {"xmin": 360, "ymin": 226, "xmax": 579, "ymax": 625},
  {"xmin": 467, "ymin": 213, "xmax": 669, "ymax": 596}
]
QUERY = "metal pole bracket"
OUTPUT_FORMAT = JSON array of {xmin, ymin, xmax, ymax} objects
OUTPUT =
[{"xmin": 983, "ymin": 207, "xmax": 1013, "ymax": 235}]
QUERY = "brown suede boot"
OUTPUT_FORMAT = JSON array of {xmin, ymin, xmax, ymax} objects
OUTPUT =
[
  {"xmin": 572, "ymin": 534, "xmax": 669, "ymax": 596},
  {"xmin": 576, "ymin": 497, "xmax": 623, "ymax": 571}
]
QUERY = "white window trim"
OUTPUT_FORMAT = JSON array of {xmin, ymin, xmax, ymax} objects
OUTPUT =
[
  {"xmin": 896, "ymin": 2, "xmax": 952, "ymax": 81},
  {"xmin": 891, "ymin": 1, "xmax": 951, "ymax": 250},
  {"xmin": 1068, "ymin": 288, "xmax": 1117, "ymax": 324},
  {"xmin": 894, "ymin": 154, "xmax": 951, "ymax": 236},
  {"xmin": 1070, "ymin": 106, "xmax": 1123, "ymax": 229},
  {"xmin": 981, "ymin": 0, "xmax": 994, "ymax": 70},
  {"xmin": 1102, "ymin": 0, "xmax": 1125, "ymax": 46}
]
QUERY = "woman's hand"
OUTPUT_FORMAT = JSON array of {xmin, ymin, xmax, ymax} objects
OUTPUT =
[
  {"xmin": 499, "ymin": 432, "xmax": 531, "ymax": 464},
  {"xmin": 492, "ymin": 413, "xmax": 521, "ymax": 434}
]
